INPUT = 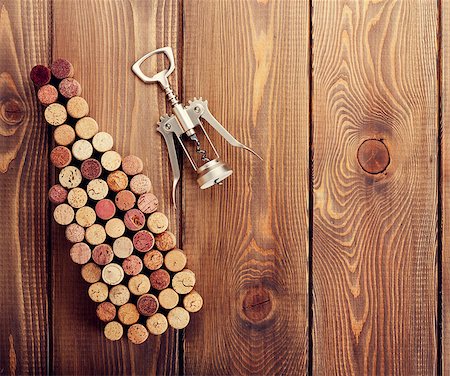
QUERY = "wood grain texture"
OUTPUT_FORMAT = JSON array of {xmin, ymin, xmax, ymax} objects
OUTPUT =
[
  {"xmin": 51, "ymin": 1, "xmax": 180, "ymax": 374},
  {"xmin": 182, "ymin": 0, "xmax": 309, "ymax": 374},
  {"xmin": 0, "ymin": 0, "xmax": 50, "ymax": 374},
  {"xmin": 312, "ymin": 1, "xmax": 438, "ymax": 374},
  {"xmin": 442, "ymin": 0, "xmax": 450, "ymax": 372},
  {"xmin": 0, "ymin": 0, "xmax": 445, "ymax": 373}
]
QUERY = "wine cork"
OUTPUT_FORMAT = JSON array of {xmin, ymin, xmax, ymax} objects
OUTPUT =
[
  {"xmin": 75, "ymin": 206, "xmax": 96, "ymax": 227},
  {"xmin": 117, "ymin": 303, "xmax": 139, "ymax": 325},
  {"xmin": 113, "ymin": 237, "xmax": 134, "ymax": 259},
  {"xmin": 96, "ymin": 301, "xmax": 116, "ymax": 322},
  {"xmin": 102, "ymin": 263, "xmax": 125, "ymax": 286},
  {"xmin": 88, "ymin": 281, "xmax": 109, "ymax": 302},
  {"xmin": 115, "ymin": 190, "xmax": 136, "ymax": 211},
  {"xmin": 129, "ymin": 174, "xmax": 152, "ymax": 195},
  {"xmin": 59, "ymin": 77, "xmax": 82, "ymax": 99},
  {"xmin": 137, "ymin": 294, "xmax": 159, "ymax": 316},
  {"xmin": 164, "ymin": 249, "xmax": 187, "ymax": 272},
  {"xmin": 172, "ymin": 270, "xmax": 196, "ymax": 294},
  {"xmin": 53, "ymin": 203, "xmax": 74, "ymax": 225},
  {"xmin": 122, "ymin": 255, "xmax": 143, "ymax": 276},
  {"xmin": 128, "ymin": 274, "xmax": 151, "ymax": 296},
  {"xmin": 107, "ymin": 170, "xmax": 128, "ymax": 192},
  {"xmin": 54, "ymin": 124, "xmax": 76, "ymax": 146},
  {"xmin": 127, "ymin": 324, "xmax": 149, "ymax": 345},
  {"xmin": 133, "ymin": 230, "xmax": 155, "ymax": 252},
  {"xmin": 81, "ymin": 158, "xmax": 102, "ymax": 180},
  {"xmin": 37, "ymin": 84, "xmax": 58, "ymax": 106},
  {"xmin": 105, "ymin": 218, "xmax": 125, "ymax": 238},
  {"xmin": 85, "ymin": 224, "xmax": 107, "ymax": 246},
  {"xmin": 147, "ymin": 212, "xmax": 169, "ymax": 234},
  {"xmin": 104, "ymin": 321, "xmax": 123, "ymax": 341},
  {"xmin": 167, "ymin": 307, "xmax": 190, "ymax": 330},
  {"xmin": 158, "ymin": 288, "xmax": 179, "ymax": 310},
  {"xmin": 92, "ymin": 244, "xmax": 114, "ymax": 266},
  {"xmin": 183, "ymin": 290, "xmax": 203, "ymax": 313},
  {"xmin": 155, "ymin": 231, "xmax": 176, "ymax": 251},
  {"xmin": 59, "ymin": 166, "xmax": 82, "ymax": 189},
  {"xmin": 143, "ymin": 250, "xmax": 164, "ymax": 271},
  {"xmin": 92, "ymin": 131, "xmax": 113, "ymax": 152},
  {"xmin": 146, "ymin": 313, "xmax": 168, "ymax": 335},
  {"xmin": 45, "ymin": 103, "xmax": 67, "ymax": 126},
  {"xmin": 124, "ymin": 209, "xmax": 146, "ymax": 231},
  {"xmin": 150, "ymin": 269, "xmax": 170, "ymax": 291},
  {"xmin": 81, "ymin": 262, "xmax": 101, "ymax": 283},
  {"xmin": 67, "ymin": 187, "xmax": 88, "ymax": 208},
  {"xmin": 137, "ymin": 193, "xmax": 158, "ymax": 214},
  {"xmin": 109, "ymin": 284, "xmax": 130, "ymax": 306},
  {"xmin": 30, "ymin": 65, "xmax": 51, "ymax": 86},
  {"xmin": 101, "ymin": 151, "xmax": 122, "ymax": 172},
  {"xmin": 48, "ymin": 184, "xmax": 68, "ymax": 204},
  {"xmin": 51, "ymin": 58, "xmax": 74, "ymax": 79},
  {"xmin": 67, "ymin": 96, "xmax": 89, "ymax": 119},
  {"xmin": 122, "ymin": 155, "xmax": 144, "ymax": 176},
  {"xmin": 75, "ymin": 117, "xmax": 98, "ymax": 139},
  {"xmin": 72, "ymin": 139, "xmax": 93, "ymax": 161},
  {"xmin": 96, "ymin": 199, "xmax": 116, "ymax": 221},
  {"xmin": 87, "ymin": 179, "xmax": 109, "ymax": 200},
  {"xmin": 69, "ymin": 242, "xmax": 91, "ymax": 265},
  {"xmin": 65, "ymin": 223, "xmax": 85, "ymax": 243},
  {"xmin": 50, "ymin": 146, "xmax": 72, "ymax": 168}
]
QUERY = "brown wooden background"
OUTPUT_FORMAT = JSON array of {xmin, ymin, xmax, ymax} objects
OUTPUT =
[{"xmin": 0, "ymin": 0, "xmax": 445, "ymax": 374}]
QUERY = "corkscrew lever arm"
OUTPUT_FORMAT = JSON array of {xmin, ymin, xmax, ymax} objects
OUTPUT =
[
  {"xmin": 157, "ymin": 119, "xmax": 181, "ymax": 208},
  {"xmin": 187, "ymin": 99, "xmax": 262, "ymax": 161}
]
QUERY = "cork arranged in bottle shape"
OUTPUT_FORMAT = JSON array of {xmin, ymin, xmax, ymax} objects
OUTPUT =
[{"xmin": 31, "ymin": 60, "xmax": 202, "ymax": 344}]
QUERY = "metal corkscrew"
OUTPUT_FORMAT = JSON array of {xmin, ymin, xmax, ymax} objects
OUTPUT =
[{"xmin": 132, "ymin": 47, "xmax": 262, "ymax": 206}]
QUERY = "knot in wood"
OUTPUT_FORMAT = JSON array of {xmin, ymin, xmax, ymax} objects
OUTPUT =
[
  {"xmin": 242, "ymin": 286, "xmax": 272, "ymax": 322},
  {"xmin": 1, "ymin": 98, "xmax": 24, "ymax": 125},
  {"xmin": 357, "ymin": 139, "xmax": 390, "ymax": 174}
]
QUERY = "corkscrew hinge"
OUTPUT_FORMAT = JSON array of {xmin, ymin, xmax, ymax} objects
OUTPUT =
[{"xmin": 132, "ymin": 47, "xmax": 262, "ymax": 207}]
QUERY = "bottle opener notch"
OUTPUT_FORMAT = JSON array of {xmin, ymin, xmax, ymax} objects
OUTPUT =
[{"xmin": 132, "ymin": 47, "xmax": 262, "ymax": 206}]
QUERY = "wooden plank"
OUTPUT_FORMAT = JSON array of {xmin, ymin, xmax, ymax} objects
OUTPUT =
[
  {"xmin": 0, "ymin": 0, "xmax": 50, "ymax": 374},
  {"xmin": 182, "ymin": 0, "xmax": 309, "ymax": 374},
  {"xmin": 442, "ymin": 0, "xmax": 450, "ymax": 372},
  {"xmin": 51, "ymin": 1, "xmax": 181, "ymax": 374},
  {"xmin": 312, "ymin": 1, "xmax": 438, "ymax": 374}
]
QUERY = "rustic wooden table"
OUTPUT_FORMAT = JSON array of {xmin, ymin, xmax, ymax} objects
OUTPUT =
[{"xmin": 1, "ymin": 0, "xmax": 448, "ymax": 374}]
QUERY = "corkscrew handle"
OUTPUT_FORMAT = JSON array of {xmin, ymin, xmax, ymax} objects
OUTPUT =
[{"xmin": 132, "ymin": 47, "xmax": 175, "ymax": 89}]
